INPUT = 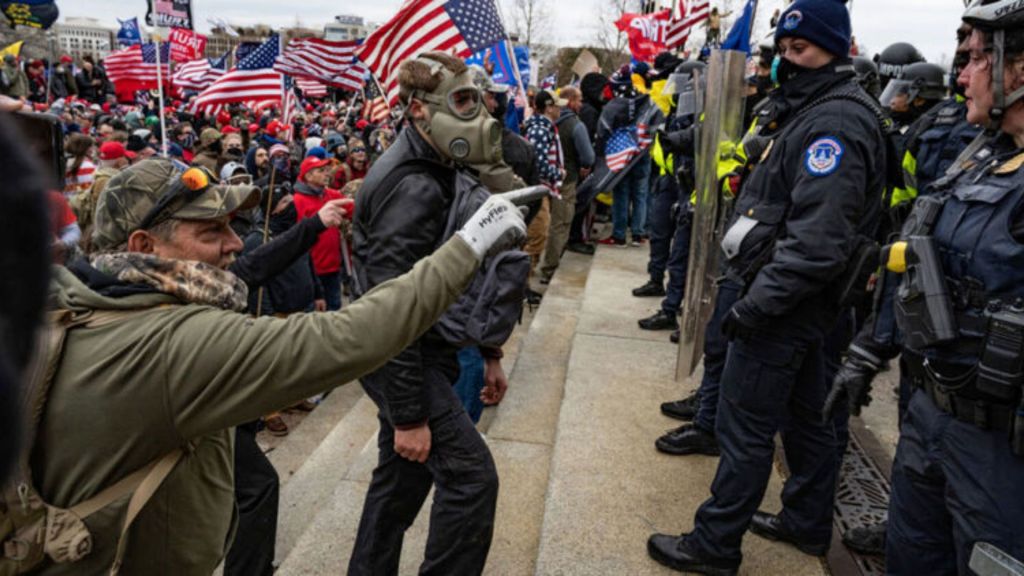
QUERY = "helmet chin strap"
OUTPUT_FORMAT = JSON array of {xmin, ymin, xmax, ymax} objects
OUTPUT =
[{"xmin": 987, "ymin": 29, "xmax": 1024, "ymax": 130}]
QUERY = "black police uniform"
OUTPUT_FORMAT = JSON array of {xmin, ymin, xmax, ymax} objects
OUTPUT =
[
  {"xmin": 886, "ymin": 135, "xmax": 1024, "ymax": 574},
  {"xmin": 684, "ymin": 62, "xmax": 887, "ymax": 564}
]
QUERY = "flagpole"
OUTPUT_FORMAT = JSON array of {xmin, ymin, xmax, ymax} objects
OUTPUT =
[
  {"xmin": 505, "ymin": 38, "xmax": 530, "ymax": 118},
  {"xmin": 154, "ymin": 35, "xmax": 169, "ymax": 157},
  {"xmin": 371, "ymin": 73, "xmax": 392, "ymax": 117}
]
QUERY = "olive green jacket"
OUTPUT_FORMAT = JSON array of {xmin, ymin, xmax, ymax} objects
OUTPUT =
[{"xmin": 35, "ymin": 237, "xmax": 477, "ymax": 575}]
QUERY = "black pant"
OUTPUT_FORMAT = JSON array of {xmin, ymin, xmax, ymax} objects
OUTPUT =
[
  {"xmin": 225, "ymin": 422, "xmax": 279, "ymax": 576},
  {"xmin": 350, "ymin": 366, "xmax": 499, "ymax": 576},
  {"xmin": 689, "ymin": 331, "xmax": 838, "ymax": 562}
]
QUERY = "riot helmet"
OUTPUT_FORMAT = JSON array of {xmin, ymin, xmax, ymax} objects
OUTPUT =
[
  {"xmin": 961, "ymin": 0, "xmax": 1024, "ymax": 127},
  {"xmin": 852, "ymin": 56, "xmax": 881, "ymax": 100},
  {"xmin": 876, "ymin": 42, "xmax": 926, "ymax": 91},
  {"xmin": 880, "ymin": 62, "xmax": 948, "ymax": 115},
  {"xmin": 664, "ymin": 60, "xmax": 707, "ymax": 118}
]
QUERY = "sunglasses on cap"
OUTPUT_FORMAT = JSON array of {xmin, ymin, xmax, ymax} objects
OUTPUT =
[{"xmin": 137, "ymin": 167, "xmax": 213, "ymax": 231}]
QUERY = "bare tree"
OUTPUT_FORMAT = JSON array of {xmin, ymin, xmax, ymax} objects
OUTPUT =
[
  {"xmin": 508, "ymin": 0, "xmax": 553, "ymax": 52},
  {"xmin": 594, "ymin": 0, "xmax": 642, "ymax": 56}
]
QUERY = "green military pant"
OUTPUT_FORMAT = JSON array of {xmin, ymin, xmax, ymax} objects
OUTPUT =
[{"xmin": 541, "ymin": 180, "xmax": 577, "ymax": 280}]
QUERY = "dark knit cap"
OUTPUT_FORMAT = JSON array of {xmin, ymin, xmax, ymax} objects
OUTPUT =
[{"xmin": 774, "ymin": 0, "xmax": 851, "ymax": 58}]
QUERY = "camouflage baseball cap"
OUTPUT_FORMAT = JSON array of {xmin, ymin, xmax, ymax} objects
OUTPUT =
[{"xmin": 92, "ymin": 158, "xmax": 259, "ymax": 251}]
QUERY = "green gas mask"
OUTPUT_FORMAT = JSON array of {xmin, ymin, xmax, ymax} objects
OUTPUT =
[{"xmin": 411, "ymin": 61, "xmax": 502, "ymax": 165}]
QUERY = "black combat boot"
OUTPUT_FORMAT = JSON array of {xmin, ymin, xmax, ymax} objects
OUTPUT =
[
  {"xmin": 655, "ymin": 424, "xmax": 720, "ymax": 456},
  {"xmin": 632, "ymin": 280, "xmax": 666, "ymax": 297},
  {"xmin": 660, "ymin": 391, "xmax": 698, "ymax": 420},
  {"xmin": 639, "ymin": 309, "xmax": 678, "ymax": 331},
  {"xmin": 647, "ymin": 533, "xmax": 739, "ymax": 575},
  {"xmin": 749, "ymin": 511, "xmax": 831, "ymax": 556}
]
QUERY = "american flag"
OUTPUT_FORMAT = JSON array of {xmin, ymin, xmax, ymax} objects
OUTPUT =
[
  {"xmin": 362, "ymin": 79, "xmax": 389, "ymax": 123},
  {"xmin": 281, "ymin": 77, "xmax": 301, "ymax": 141},
  {"xmin": 104, "ymin": 42, "xmax": 171, "ymax": 91},
  {"xmin": 665, "ymin": 0, "xmax": 711, "ymax": 49},
  {"xmin": 356, "ymin": 0, "xmax": 506, "ymax": 107},
  {"xmin": 192, "ymin": 35, "xmax": 283, "ymax": 113},
  {"xmin": 296, "ymin": 77, "xmax": 328, "ymax": 97},
  {"xmin": 334, "ymin": 60, "xmax": 369, "ymax": 93},
  {"xmin": 172, "ymin": 53, "xmax": 228, "ymax": 93},
  {"xmin": 275, "ymin": 38, "xmax": 361, "ymax": 86},
  {"xmin": 605, "ymin": 127, "xmax": 641, "ymax": 173},
  {"xmin": 539, "ymin": 73, "xmax": 557, "ymax": 90}
]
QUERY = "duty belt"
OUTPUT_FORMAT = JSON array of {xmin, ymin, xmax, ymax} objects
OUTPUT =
[{"xmin": 902, "ymin": 349, "xmax": 1017, "ymax": 434}]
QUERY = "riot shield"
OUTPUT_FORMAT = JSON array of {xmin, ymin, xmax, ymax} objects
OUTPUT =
[{"xmin": 676, "ymin": 49, "xmax": 748, "ymax": 381}]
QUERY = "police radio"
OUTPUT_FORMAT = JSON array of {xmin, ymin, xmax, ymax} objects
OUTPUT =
[{"xmin": 977, "ymin": 299, "xmax": 1024, "ymax": 457}]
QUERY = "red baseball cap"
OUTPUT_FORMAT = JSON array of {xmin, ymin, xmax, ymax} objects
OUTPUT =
[
  {"xmin": 248, "ymin": 122, "xmax": 260, "ymax": 134},
  {"xmin": 60, "ymin": 54, "xmax": 73, "ymax": 64},
  {"xmin": 99, "ymin": 141, "xmax": 136, "ymax": 161},
  {"xmin": 298, "ymin": 156, "xmax": 331, "ymax": 182},
  {"xmin": 216, "ymin": 110, "xmax": 232, "ymax": 126},
  {"xmin": 266, "ymin": 120, "xmax": 284, "ymax": 136},
  {"xmin": 355, "ymin": 119, "xmax": 369, "ymax": 130},
  {"xmin": 221, "ymin": 125, "xmax": 240, "ymax": 134}
]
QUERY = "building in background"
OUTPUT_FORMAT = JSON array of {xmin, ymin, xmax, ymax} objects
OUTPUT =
[
  {"xmin": 55, "ymin": 17, "xmax": 117, "ymax": 60},
  {"xmin": 324, "ymin": 15, "xmax": 375, "ymax": 41}
]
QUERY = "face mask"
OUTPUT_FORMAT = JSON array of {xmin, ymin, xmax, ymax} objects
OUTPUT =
[
  {"xmin": 414, "ymin": 69, "xmax": 502, "ymax": 165},
  {"xmin": 271, "ymin": 155, "xmax": 290, "ymax": 174},
  {"xmin": 225, "ymin": 147, "xmax": 244, "ymax": 160},
  {"xmin": 772, "ymin": 57, "xmax": 813, "ymax": 86},
  {"xmin": 269, "ymin": 202, "xmax": 297, "ymax": 235},
  {"xmin": 179, "ymin": 133, "xmax": 196, "ymax": 149},
  {"xmin": 208, "ymin": 140, "xmax": 223, "ymax": 155}
]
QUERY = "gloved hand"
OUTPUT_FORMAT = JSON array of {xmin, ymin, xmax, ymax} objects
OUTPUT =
[
  {"xmin": 822, "ymin": 348, "xmax": 883, "ymax": 421},
  {"xmin": 455, "ymin": 195, "xmax": 528, "ymax": 261},
  {"xmin": 721, "ymin": 302, "xmax": 759, "ymax": 340}
]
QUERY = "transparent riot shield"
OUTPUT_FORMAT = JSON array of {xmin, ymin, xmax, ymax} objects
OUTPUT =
[{"xmin": 676, "ymin": 49, "xmax": 749, "ymax": 380}]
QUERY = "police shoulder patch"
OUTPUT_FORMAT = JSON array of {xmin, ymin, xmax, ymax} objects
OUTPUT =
[{"xmin": 804, "ymin": 136, "xmax": 844, "ymax": 177}]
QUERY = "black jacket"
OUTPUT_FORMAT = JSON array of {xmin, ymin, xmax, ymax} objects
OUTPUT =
[
  {"xmin": 241, "ymin": 217, "xmax": 324, "ymax": 316},
  {"xmin": 579, "ymin": 72, "xmax": 607, "ymax": 143},
  {"xmin": 75, "ymin": 67, "xmax": 108, "ymax": 104},
  {"xmin": 230, "ymin": 214, "xmax": 326, "ymax": 291},
  {"xmin": 353, "ymin": 126, "xmax": 460, "ymax": 427},
  {"xmin": 727, "ymin": 62, "xmax": 887, "ymax": 337},
  {"xmin": 502, "ymin": 128, "xmax": 540, "ymax": 186}
]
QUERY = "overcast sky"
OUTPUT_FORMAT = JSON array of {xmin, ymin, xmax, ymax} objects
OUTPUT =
[{"xmin": 61, "ymin": 0, "xmax": 965, "ymax": 65}]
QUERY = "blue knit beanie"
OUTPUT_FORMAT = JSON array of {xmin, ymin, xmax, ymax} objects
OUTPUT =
[{"xmin": 774, "ymin": 0, "xmax": 851, "ymax": 58}]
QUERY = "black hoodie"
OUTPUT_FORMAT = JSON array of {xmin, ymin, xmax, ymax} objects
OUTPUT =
[{"xmin": 579, "ymin": 72, "xmax": 608, "ymax": 143}]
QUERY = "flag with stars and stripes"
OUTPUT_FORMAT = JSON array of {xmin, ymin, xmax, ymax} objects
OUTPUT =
[
  {"xmin": 281, "ymin": 77, "xmax": 301, "ymax": 141},
  {"xmin": 334, "ymin": 60, "xmax": 369, "ymax": 93},
  {"xmin": 666, "ymin": 0, "xmax": 710, "ymax": 49},
  {"xmin": 192, "ymin": 35, "xmax": 283, "ymax": 113},
  {"xmin": 296, "ymin": 77, "xmax": 328, "ymax": 98},
  {"xmin": 105, "ymin": 42, "xmax": 170, "ymax": 92},
  {"xmin": 275, "ymin": 37, "xmax": 362, "ymax": 88},
  {"xmin": 356, "ymin": 0, "xmax": 506, "ymax": 107},
  {"xmin": 362, "ymin": 79, "xmax": 389, "ymax": 124},
  {"xmin": 605, "ymin": 127, "xmax": 640, "ymax": 173},
  {"xmin": 172, "ymin": 52, "xmax": 228, "ymax": 94}
]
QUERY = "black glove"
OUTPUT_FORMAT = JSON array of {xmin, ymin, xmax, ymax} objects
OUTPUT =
[
  {"xmin": 721, "ymin": 304, "xmax": 758, "ymax": 340},
  {"xmin": 822, "ymin": 348, "xmax": 882, "ymax": 422}
]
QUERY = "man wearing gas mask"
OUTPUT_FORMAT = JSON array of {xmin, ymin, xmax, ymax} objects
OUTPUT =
[{"xmin": 348, "ymin": 52, "xmax": 505, "ymax": 575}]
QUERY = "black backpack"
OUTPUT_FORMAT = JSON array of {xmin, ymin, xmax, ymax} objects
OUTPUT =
[{"xmin": 355, "ymin": 159, "xmax": 529, "ymax": 348}]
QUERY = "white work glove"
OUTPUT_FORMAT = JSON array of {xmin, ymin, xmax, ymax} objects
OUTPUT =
[{"xmin": 455, "ymin": 195, "xmax": 528, "ymax": 261}]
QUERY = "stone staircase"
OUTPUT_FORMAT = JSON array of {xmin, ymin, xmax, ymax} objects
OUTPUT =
[{"xmin": 265, "ymin": 247, "xmax": 828, "ymax": 575}]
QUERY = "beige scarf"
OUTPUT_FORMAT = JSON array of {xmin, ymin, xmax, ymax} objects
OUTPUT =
[{"xmin": 90, "ymin": 252, "xmax": 248, "ymax": 311}]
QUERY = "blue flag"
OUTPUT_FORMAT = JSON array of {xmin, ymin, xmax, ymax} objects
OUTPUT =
[
  {"xmin": 721, "ymin": 0, "xmax": 755, "ymax": 54},
  {"xmin": 466, "ymin": 42, "xmax": 531, "ymax": 88},
  {"xmin": 116, "ymin": 17, "xmax": 141, "ymax": 47}
]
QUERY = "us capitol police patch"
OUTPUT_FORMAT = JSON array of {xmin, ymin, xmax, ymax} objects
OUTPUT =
[{"xmin": 804, "ymin": 137, "xmax": 844, "ymax": 177}]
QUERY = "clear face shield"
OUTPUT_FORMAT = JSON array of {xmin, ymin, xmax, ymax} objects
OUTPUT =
[
  {"xmin": 663, "ymin": 72, "xmax": 705, "ymax": 118},
  {"xmin": 880, "ymin": 78, "xmax": 920, "ymax": 111}
]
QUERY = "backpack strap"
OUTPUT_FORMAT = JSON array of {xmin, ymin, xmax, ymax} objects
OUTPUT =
[{"xmin": 4, "ymin": 307, "xmax": 183, "ymax": 573}]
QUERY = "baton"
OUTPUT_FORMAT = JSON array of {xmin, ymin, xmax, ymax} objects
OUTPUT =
[{"xmin": 502, "ymin": 185, "xmax": 550, "ymax": 206}]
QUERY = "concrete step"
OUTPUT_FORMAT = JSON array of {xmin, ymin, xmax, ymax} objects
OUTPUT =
[
  {"xmin": 532, "ymin": 246, "xmax": 827, "ymax": 576},
  {"xmin": 273, "ymin": 393, "xmax": 380, "ymax": 565},
  {"xmin": 266, "ymin": 382, "xmax": 367, "ymax": 484},
  {"xmin": 275, "ymin": 252, "xmax": 594, "ymax": 575}
]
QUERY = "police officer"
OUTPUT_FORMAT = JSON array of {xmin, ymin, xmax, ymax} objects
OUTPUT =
[
  {"xmin": 853, "ymin": 56, "xmax": 881, "ymax": 100},
  {"xmin": 883, "ymin": 62, "xmax": 950, "ymax": 154},
  {"xmin": 829, "ymin": 1, "xmax": 1024, "ymax": 571},
  {"xmin": 875, "ymin": 41, "xmax": 926, "ymax": 92},
  {"xmin": 634, "ymin": 62, "xmax": 704, "ymax": 335},
  {"xmin": 647, "ymin": 0, "xmax": 888, "ymax": 572}
]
